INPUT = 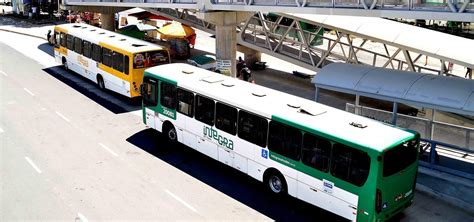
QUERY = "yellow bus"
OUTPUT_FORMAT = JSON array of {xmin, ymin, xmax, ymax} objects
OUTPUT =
[{"xmin": 52, "ymin": 23, "xmax": 170, "ymax": 98}]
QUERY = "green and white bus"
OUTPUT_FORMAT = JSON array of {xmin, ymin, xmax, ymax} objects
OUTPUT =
[{"xmin": 141, "ymin": 63, "xmax": 420, "ymax": 222}]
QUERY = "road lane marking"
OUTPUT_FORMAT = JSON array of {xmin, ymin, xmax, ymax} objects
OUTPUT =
[
  {"xmin": 25, "ymin": 156, "xmax": 42, "ymax": 174},
  {"xmin": 24, "ymin": 88, "xmax": 35, "ymax": 96},
  {"xmin": 0, "ymin": 70, "xmax": 7, "ymax": 76},
  {"xmin": 98, "ymin": 143, "xmax": 118, "ymax": 157},
  {"xmin": 77, "ymin": 212, "xmax": 88, "ymax": 222},
  {"xmin": 164, "ymin": 189, "xmax": 197, "ymax": 213},
  {"xmin": 55, "ymin": 111, "xmax": 70, "ymax": 122},
  {"xmin": 0, "ymin": 127, "xmax": 4, "ymax": 133}
]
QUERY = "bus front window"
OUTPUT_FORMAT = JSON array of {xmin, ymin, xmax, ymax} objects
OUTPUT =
[
  {"xmin": 383, "ymin": 138, "xmax": 419, "ymax": 177},
  {"xmin": 134, "ymin": 50, "xmax": 169, "ymax": 69}
]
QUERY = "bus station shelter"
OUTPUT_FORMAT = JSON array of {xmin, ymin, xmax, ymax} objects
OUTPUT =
[{"xmin": 312, "ymin": 63, "xmax": 474, "ymax": 179}]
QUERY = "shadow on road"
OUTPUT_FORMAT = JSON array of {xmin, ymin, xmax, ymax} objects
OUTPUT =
[
  {"xmin": 42, "ymin": 65, "xmax": 141, "ymax": 114},
  {"xmin": 126, "ymin": 128, "xmax": 347, "ymax": 222},
  {"xmin": 38, "ymin": 42, "xmax": 54, "ymax": 57}
]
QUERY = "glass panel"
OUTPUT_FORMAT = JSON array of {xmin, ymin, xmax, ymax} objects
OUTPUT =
[
  {"xmin": 102, "ymin": 48, "xmax": 112, "ymax": 67},
  {"xmin": 160, "ymin": 82, "xmax": 177, "ymax": 110},
  {"xmin": 177, "ymin": 88, "xmax": 194, "ymax": 117},
  {"xmin": 268, "ymin": 121, "xmax": 302, "ymax": 161},
  {"xmin": 331, "ymin": 143, "xmax": 370, "ymax": 186},
  {"xmin": 216, "ymin": 102, "xmax": 237, "ymax": 135},
  {"xmin": 112, "ymin": 52, "xmax": 124, "ymax": 73},
  {"xmin": 124, "ymin": 56, "xmax": 129, "ymax": 75},
  {"xmin": 384, "ymin": 138, "xmax": 419, "ymax": 177},
  {"xmin": 238, "ymin": 110, "xmax": 268, "ymax": 147},
  {"xmin": 195, "ymin": 95, "xmax": 215, "ymax": 126},
  {"xmin": 142, "ymin": 78, "xmax": 158, "ymax": 106},
  {"xmin": 302, "ymin": 133, "xmax": 332, "ymax": 172}
]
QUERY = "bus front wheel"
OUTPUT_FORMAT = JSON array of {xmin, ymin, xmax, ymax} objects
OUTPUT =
[
  {"xmin": 97, "ymin": 75, "xmax": 105, "ymax": 90},
  {"xmin": 264, "ymin": 170, "xmax": 287, "ymax": 195},
  {"xmin": 163, "ymin": 123, "xmax": 177, "ymax": 143}
]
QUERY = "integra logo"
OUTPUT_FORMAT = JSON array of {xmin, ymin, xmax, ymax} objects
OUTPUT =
[{"xmin": 203, "ymin": 126, "xmax": 234, "ymax": 150}]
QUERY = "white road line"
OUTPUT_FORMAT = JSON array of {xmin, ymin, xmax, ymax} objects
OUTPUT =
[
  {"xmin": 23, "ymin": 88, "xmax": 35, "ymax": 96},
  {"xmin": 98, "ymin": 143, "xmax": 118, "ymax": 157},
  {"xmin": 0, "ymin": 127, "xmax": 4, "ymax": 133},
  {"xmin": 164, "ymin": 189, "xmax": 197, "ymax": 213},
  {"xmin": 24, "ymin": 156, "xmax": 42, "ymax": 174},
  {"xmin": 77, "ymin": 212, "xmax": 88, "ymax": 222},
  {"xmin": 55, "ymin": 111, "xmax": 70, "ymax": 122},
  {"xmin": 0, "ymin": 70, "xmax": 7, "ymax": 76}
]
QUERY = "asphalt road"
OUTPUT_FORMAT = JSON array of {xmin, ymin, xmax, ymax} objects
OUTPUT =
[{"xmin": 1, "ymin": 29, "xmax": 473, "ymax": 221}]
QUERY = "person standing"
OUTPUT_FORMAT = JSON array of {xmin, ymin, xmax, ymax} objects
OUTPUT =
[
  {"xmin": 236, "ymin": 56, "xmax": 244, "ymax": 78},
  {"xmin": 240, "ymin": 63, "xmax": 252, "ymax": 82},
  {"xmin": 466, "ymin": 67, "xmax": 472, "ymax": 79}
]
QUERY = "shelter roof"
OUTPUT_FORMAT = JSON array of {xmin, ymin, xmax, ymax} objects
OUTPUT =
[{"xmin": 312, "ymin": 63, "xmax": 474, "ymax": 116}]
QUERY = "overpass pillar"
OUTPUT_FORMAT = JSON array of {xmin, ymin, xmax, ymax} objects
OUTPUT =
[
  {"xmin": 203, "ymin": 11, "xmax": 252, "ymax": 77},
  {"xmin": 101, "ymin": 13, "xmax": 115, "ymax": 31},
  {"xmin": 65, "ymin": 6, "xmax": 128, "ymax": 31}
]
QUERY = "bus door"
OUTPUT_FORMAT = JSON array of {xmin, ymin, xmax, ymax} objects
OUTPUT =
[
  {"xmin": 175, "ymin": 88, "xmax": 195, "ymax": 148},
  {"xmin": 141, "ymin": 77, "xmax": 159, "ymax": 129}
]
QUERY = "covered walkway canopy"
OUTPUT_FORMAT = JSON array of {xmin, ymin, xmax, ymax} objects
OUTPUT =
[
  {"xmin": 312, "ymin": 63, "xmax": 474, "ymax": 116},
  {"xmin": 288, "ymin": 14, "xmax": 474, "ymax": 68}
]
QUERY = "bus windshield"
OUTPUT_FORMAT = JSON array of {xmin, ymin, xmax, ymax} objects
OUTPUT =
[
  {"xmin": 133, "ymin": 50, "xmax": 169, "ymax": 69},
  {"xmin": 383, "ymin": 138, "xmax": 419, "ymax": 177}
]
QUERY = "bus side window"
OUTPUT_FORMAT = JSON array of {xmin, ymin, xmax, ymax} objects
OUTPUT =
[
  {"xmin": 177, "ymin": 88, "xmax": 194, "ymax": 117},
  {"xmin": 83, "ymin": 40, "xmax": 91, "ymax": 58},
  {"xmin": 112, "ymin": 51, "xmax": 124, "ymax": 73},
  {"xmin": 237, "ymin": 110, "xmax": 267, "ymax": 147},
  {"xmin": 160, "ymin": 82, "xmax": 177, "ymax": 110},
  {"xmin": 216, "ymin": 102, "xmax": 237, "ymax": 135},
  {"xmin": 330, "ymin": 143, "xmax": 370, "ymax": 186},
  {"xmin": 195, "ymin": 95, "xmax": 215, "ymax": 126},
  {"xmin": 302, "ymin": 133, "xmax": 331, "ymax": 172},
  {"xmin": 124, "ymin": 56, "xmax": 129, "ymax": 75},
  {"xmin": 60, "ymin": 32, "xmax": 66, "ymax": 47},
  {"xmin": 66, "ymin": 34, "xmax": 74, "ymax": 50},
  {"xmin": 91, "ymin": 44, "xmax": 101, "ymax": 62},
  {"xmin": 73, "ymin": 37, "xmax": 82, "ymax": 54},
  {"xmin": 102, "ymin": 48, "xmax": 112, "ymax": 67},
  {"xmin": 142, "ymin": 78, "xmax": 158, "ymax": 106},
  {"xmin": 268, "ymin": 121, "xmax": 302, "ymax": 161}
]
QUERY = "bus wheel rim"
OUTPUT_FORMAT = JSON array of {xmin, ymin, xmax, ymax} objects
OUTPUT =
[
  {"xmin": 168, "ymin": 128, "xmax": 176, "ymax": 141},
  {"xmin": 270, "ymin": 176, "xmax": 282, "ymax": 193}
]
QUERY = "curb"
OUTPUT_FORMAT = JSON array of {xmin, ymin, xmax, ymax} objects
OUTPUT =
[{"xmin": 0, "ymin": 28, "xmax": 46, "ymax": 40}]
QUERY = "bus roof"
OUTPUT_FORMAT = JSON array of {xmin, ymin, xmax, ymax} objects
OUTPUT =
[
  {"xmin": 145, "ymin": 63, "xmax": 415, "ymax": 152},
  {"xmin": 55, "ymin": 23, "xmax": 165, "ymax": 53}
]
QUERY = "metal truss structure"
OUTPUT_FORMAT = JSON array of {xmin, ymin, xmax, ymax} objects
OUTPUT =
[
  {"xmin": 65, "ymin": 0, "xmax": 474, "ymax": 22},
  {"xmin": 149, "ymin": 8, "xmax": 469, "ymax": 75}
]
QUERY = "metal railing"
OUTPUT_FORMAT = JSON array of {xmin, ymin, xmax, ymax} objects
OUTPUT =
[{"xmin": 346, "ymin": 103, "xmax": 474, "ymax": 180}]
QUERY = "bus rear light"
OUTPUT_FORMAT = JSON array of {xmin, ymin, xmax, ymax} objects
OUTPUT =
[{"xmin": 376, "ymin": 189, "xmax": 382, "ymax": 213}]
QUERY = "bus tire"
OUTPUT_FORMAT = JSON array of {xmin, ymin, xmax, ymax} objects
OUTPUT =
[
  {"xmin": 264, "ymin": 169, "xmax": 287, "ymax": 195},
  {"xmin": 97, "ymin": 75, "xmax": 105, "ymax": 90},
  {"xmin": 163, "ymin": 122, "xmax": 177, "ymax": 143},
  {"xmin": 62, "ymin": 57, "xmax": 68, "ymax": 71}
]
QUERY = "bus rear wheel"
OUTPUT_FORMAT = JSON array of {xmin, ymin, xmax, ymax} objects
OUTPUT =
[
  {"xmin": 62, "ymin": 58, "xmax": 68, "ymax": 71},
  {"xmin": 265, "ymin": 171, "xmax": 287, "ymax": 195},
  {"xmin": 97, "ymin": 75, "xmax": 105, "ymax": 90}
]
